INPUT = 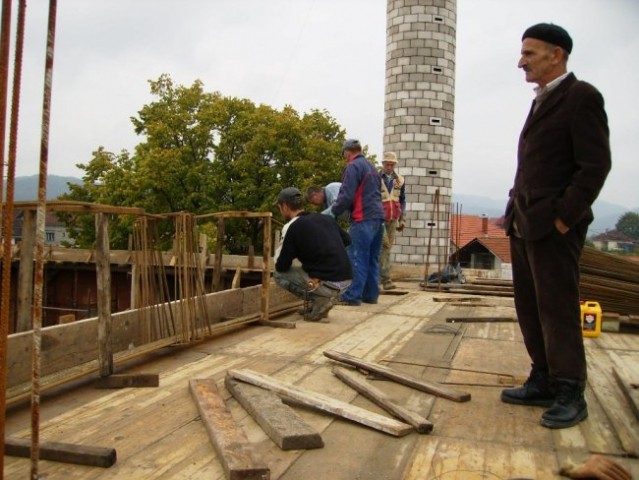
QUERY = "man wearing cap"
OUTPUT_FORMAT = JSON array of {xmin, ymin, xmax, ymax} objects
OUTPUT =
[
  {"xmin": 274, "ymin": 187, "xmax": 352, "ymax": 322},
  {"xmin": 330, "ymin": 139, "xmax": 384, "ymax": 306},
  {"xmin": 379, "ymin": 152, "xmax": 406, "ymax": 290},
  {"xmin": 501, "ymin": 23, "xmax": 611, "ymax": 429}
]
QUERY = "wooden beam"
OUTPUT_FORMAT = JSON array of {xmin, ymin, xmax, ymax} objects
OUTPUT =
[
  {"xmin": 261, "ymin": 216, "xmax": 271, "ymax": 321},
  {"xmin": 224, "ymin": 376, "xmax": 323, "ymax": 450},
  {"xmin": 94, "ymin": 374, "xmax": 159, "ymax": 389},
  {"xmin": 16, "ymin": 209, "xmax": 36, "ymax": 332},
  {"xmin": 4, "ymin": 437, "xmax": 116, "ymax": 468},
  {"xmin": 323, "ymin": 350, "xmax": 471, "ymax": 402},
  {"xmin": 446, "ymin": 317, "xmax": 516, "ymax": 323},
  {"xmin": 95, "ymin": 213, "xmax": 113, "ymax": 377},
  {"xmin": 189, "ymin": 379, "xmax": 270, "ymax": 480},
  {"xmin": 13, "ymin": 200, "xmax": 148, "ymax": 216},
  {"xmin": 214, "ymin": 217, "xmax": 224, "ymax": 292},
  {"xmin": 227, "ymin": 369, "xmax": 413, "ymax": 437},
  {"xmin": 332, "ymin": 367, "xmax": 433, "ymax": 434},
  {"xmin": 255, "ymin": 319, "xmax": 296, "ymax": 329},
  {"xmin": 196, "ymin": 211, "xmax": 273, "ymax": 219}
]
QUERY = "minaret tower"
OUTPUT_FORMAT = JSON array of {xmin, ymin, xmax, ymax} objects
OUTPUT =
[{"xmin": 384, "ymin": 0, "xmax": 456, "ymax": 273}]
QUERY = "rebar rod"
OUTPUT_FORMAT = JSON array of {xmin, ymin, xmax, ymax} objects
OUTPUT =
[
  {"xmin": 31, "ymin": 1, "xmax": 58, "ymax": 477},
  {"xmin": 0, "ymin": 0, "xmax": 15, "ymax": 475}
]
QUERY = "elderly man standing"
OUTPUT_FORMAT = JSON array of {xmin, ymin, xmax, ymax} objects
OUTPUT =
[
  {"xmin": 501, "ymin": 23, "xmax": 611, "ymax": 429},
  {"xmin": 379, "ymin": 152, "xmax": 406, "ymax": 290},
  {"xmin": 330, "ymin": 139, "xmax": 384, "ymax": 306}
]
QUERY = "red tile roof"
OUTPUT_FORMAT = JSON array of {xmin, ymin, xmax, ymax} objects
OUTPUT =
[
  {"xmin": 449, "ymin": 214, "xmax": 510, "ymax": 263},
  {"xmin": 450, "ymin": 214, "xmax": 506, "ymax": 248}
]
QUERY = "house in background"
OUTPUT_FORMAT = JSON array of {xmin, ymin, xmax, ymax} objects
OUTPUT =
[
  {"xmin": 449, "ymin": 214, "xmax": 511, "ymax": 278},
  {"xmin": 591, "ymin": 230, "xmax": 636, "ymax": 253},
  {"xmin": 12, "ymin": 210, "xmax": 72, "ymax": 246}
]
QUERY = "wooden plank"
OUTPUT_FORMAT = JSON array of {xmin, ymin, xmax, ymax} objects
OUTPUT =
[
  {"xmin": 4, "ymin": 437, "xmax": 117, "ymax": 468},
  {"xmin": 323, "ymin": 350, "xmax": 471, "ymax": 402},
  {"xmin": 261, "ymin": 215, "xmax": 271, "ymax": 321},
  {"xmin": 224, "ymin": 376, "xmax": 324, "ymax": 450},
  {"xmin": 16, "ymin": 209, "xmax": 36, "ymax": 332},
  {"xmin": 214, "ymin": 217, "xmax": 225, "ymax": 292},
  {"xmin": 255, "ymin": 319, "xmax": 296, "ymax": 329},
  {"xmin": 6, "ymin": 287, "xmax": 293, "ymax": 391},
  {"xmin": 189, "ymin": 379, "xmax": 270, "ymax": 480},
  {"xmin": 446, "ymin": 317, "xmax": 516, "ymax": 323},
  {"xmin": 94, "ymin": 374, "xmax": 160, "ymax": 389},
  {"xmin": 332, "ymin": 367, "xmax": 433, "ymax": 434},
  {"xmin": 613, "ymin": 367, "xmax": 639, "ymax": 420},
  {"xmin": 433, "ymin": 296, "xmax": 483, "ymax": 303},
  {"xmin": 96, "ymin": 212, "xmax": 114, "ymax": 377},
  {"xmin": 586, "ymin": 348, "xmax": 639, "ymax": 456},
  {"xmin": 227, "ymin": 368, "xmax": 413, "ymax": 437}
]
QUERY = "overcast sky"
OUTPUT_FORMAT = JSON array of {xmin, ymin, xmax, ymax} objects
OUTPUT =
[{"xmin": 8, "ymin": 0, "xmax": 639, "ymax": 209}]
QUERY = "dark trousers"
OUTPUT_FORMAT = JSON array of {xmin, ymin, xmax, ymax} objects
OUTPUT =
[{"xmin": 509, "ymin": 220, "xmax": 588, "ymax": 380}]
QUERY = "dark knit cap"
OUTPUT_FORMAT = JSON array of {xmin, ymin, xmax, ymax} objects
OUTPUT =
[{"xmin": 522, "ymin": 23, "xmax": 573, "ymax": 54}]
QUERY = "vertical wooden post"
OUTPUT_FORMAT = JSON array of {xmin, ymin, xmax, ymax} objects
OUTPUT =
[
  {"xmin": 261, "ymin": 214, "xmax": 272, "ymax": 321},
  {"xmin": 16, "ymin": 209, "xmax": 36, "ymax": 332},
  {"xmin": 213, "ymin": 217, "xmax": 224, "ymax": 292},
  {"xmin": 95, "ymin": 213, "xmax": 113, "ymax": 377}
]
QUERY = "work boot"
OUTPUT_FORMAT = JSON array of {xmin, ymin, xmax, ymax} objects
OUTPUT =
[
  {"xmin": 305, "ymin": 297, "xmax": 333, "ymax": 322},
  {"xmin": 383, "ymin": 281, "xmax": 396, "ymax": 290},
  {"xmin": 501, "ymin": 367, "xmax": 554, "ymax": 407},
  {"xmin": 540, "ymin": 378, "xmax": 588, "ymax": 429}
]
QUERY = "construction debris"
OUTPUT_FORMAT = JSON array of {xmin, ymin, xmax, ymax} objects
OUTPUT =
[
  {"xmin": 4, "ymin": 438, "xmax": 116, "ymax": 468},
  {"xmin": 224, "ymin": 376, "xmax": 324, "ymax": 450},
  {"xmin": 189, "ymin": 379, "xmax": 270, "ymax": 480},
  {"xmin": 332, "ymin": 367, "xmax": 433, "ymax": 434},
  {"xmin": 323, "ymin": 350, "xmax": 471, "ymax": 402},
  {"xmin": 227, "ymin": 369, "xmax": 413, "ymax": 437}
]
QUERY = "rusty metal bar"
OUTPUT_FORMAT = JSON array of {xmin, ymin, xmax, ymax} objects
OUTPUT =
[
  {"xmin": 31, "ymin": 0, "xmax": 58, "ymax": 478},
  {"xmin": 0, "ymin": 0, "xmax": 14, "ymax": 474}
]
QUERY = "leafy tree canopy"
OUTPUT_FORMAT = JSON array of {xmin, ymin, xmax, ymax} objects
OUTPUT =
[
  {"xmin": 61, "ymin": 74, "xmax": 348, "ymax": 252},
  {"xmin": 616, "ymin": 211, "xmax": 639, "ymax": 240}
]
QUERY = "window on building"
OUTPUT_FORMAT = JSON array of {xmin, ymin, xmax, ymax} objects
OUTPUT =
[{"xmin": 46, "ymin": 231, "xmax": 55, "ymax": 243}]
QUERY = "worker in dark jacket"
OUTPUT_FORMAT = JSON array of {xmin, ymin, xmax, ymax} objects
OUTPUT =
[
  {"xmin": 274, "ymin": 187, "xmax": 352, "ymax": 322},
  {"xmin": 331, "ymin": 139, "xmax": 384, "ymax": 306},
  {"xmin": 501, "ymin": 23, "xmax": 611, "ymax": 429}
]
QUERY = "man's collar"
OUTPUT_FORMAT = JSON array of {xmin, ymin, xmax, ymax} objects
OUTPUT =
[{"xmin": 534, "ymin": 71, "xmax": 571, "ymax": 96}]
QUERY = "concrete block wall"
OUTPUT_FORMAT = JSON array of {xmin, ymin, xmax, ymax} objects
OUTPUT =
[{"xmin": 384, "ymin": 0, "xmax": 456, "ymax": 272}]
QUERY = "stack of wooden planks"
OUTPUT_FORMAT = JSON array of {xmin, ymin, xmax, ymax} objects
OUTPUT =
[
  {"xmin": 422, "ymin": 247, "xmax": 639, "ymax": 318},
  {"xmin": 579, "ymin": 246, "xmax": 639, "ymax": 317}
]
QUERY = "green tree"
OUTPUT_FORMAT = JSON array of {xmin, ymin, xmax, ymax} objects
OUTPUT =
[
  {"xmin": 616, "ymin": 211, "xmax": 639, "ymax": 240},
  {"xmin": 61, "ymin": 74, "xmax": 347, "ymax": 252}
]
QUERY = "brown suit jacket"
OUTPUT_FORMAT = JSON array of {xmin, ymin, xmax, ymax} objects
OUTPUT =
[{"xmin": 504, "ymin": 73, "xmax": 611, "ymax": 241}]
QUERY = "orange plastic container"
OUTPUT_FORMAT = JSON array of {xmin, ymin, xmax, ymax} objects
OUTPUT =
[{"xmin": 580, "ymin": 300, "xmax": 602, "ymax": 338}]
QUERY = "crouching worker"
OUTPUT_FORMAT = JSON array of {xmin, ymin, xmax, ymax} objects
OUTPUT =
[{"xmin": 274, "ymin": 187, "xmax": 352, "ymax": 322}]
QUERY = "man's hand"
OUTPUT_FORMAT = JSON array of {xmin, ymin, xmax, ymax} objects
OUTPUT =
[
  {"xmin": 396, "ymin": 220, "xmax": 405, "ymax": 232},
  {"xmin": 559, "ymin": 455, "xmax": 632, "ymax": 480},
  {"xmin": 554, "ymin": 217, "xmax": 570, "ymax": 234}
]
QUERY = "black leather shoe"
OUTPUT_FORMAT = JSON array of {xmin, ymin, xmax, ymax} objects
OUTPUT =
[
  {"xmin": 540, "ymin": 378, "xmax": 588, "ymax": 429},
  {"xmin": 501, "ymin": 368, "xmax": 554, "ymax": 407}
]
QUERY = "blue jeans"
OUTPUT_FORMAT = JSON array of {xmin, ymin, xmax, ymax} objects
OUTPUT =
[{"xmin": 340, "ymin": 219, "xmax": 383, "ymax": 303}]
